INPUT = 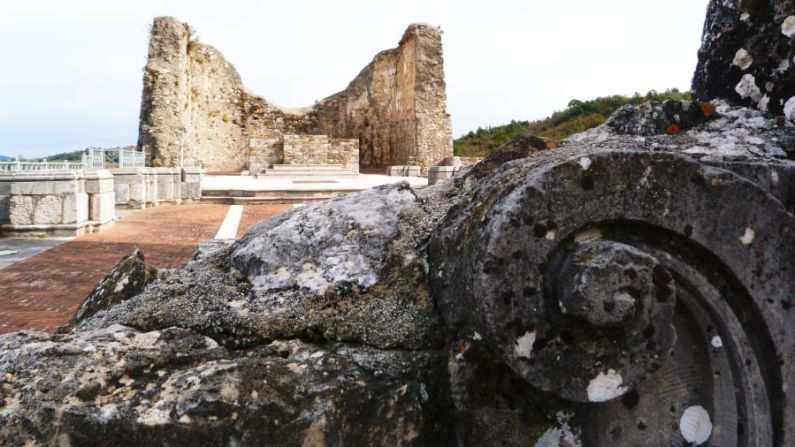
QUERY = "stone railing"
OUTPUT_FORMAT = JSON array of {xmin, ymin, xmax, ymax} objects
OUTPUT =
[
  {"xmin": 0, "ymin": 149, "xmax": 148, "ymax": 174},
  {"xmin": 0, "ymin": 159, "xmax": 85, "ymax": 173},
  {"xmin": 118, "ymin": 149, "xmax": 146, "ymax": 168}
]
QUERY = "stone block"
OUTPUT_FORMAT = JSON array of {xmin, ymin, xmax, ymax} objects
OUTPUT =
[
  {"xmin": 8, "ymin": 196, "xmax": 33, "ymax": 225},
  {"xmin": 90, "ymin": 191, "xmax": 115, "ymax": 223},
  {"xmin": 63, "ymin": 193, "xmax": 89, "ymax": 224},
  {"xmin": 84, "ymin": 170, "xmax": 114, "ymax": 194},
  {"xmin": 130, "ymin": 183, "xmax": 146, "ymax": 204},
  {"xmin": 33, "ymin": 195, "xmax": 63, "ymax": 225},
  {"xmin": 9, "ymin": 178, "xmax": 81, "ymax": 195},
  {"xmin": 428, "ymin": 166, "xmax": 458, "ymax": 185},
  {"xmin": 387, "ymin": 165, "xmax": 421, "ymax": 177},
  {"xmin": 115, "ymin": 183, "xmax": 130, "ymax": 204}
]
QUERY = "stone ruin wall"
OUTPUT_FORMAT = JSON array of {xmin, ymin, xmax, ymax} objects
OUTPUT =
[
  {"xmin": 281, "ymin": 135, "xmax": 359, "ymax": 171},
  {"xmin": 137, "ymin": 17, "xmax": 452, "ymax": 173}
]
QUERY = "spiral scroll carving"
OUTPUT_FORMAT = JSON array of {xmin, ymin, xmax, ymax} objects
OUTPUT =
[{"xmin": 430, "ymin": 149, "xmax": 795, "ymax": 445}]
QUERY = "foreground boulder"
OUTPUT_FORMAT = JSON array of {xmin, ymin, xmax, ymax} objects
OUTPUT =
[
  {"xmin": 65, "ymin": 247, "xmax": 157, "ymax": 329},
  {"xmin": 3, "ymin": 99, "xmax": 795, "ymax": 446}
]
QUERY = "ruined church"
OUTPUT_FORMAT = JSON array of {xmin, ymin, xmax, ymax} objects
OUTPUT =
[{"xmin": 137, "ymin": 17, "xmax": 453, "ymax": 174}]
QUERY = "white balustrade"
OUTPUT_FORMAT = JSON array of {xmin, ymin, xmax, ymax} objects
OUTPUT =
[{"xmin": 0, "ymin": 149, "xmax": 147, "ymax": 173}]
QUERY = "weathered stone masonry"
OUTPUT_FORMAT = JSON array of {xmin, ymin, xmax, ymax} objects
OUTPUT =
[{"xmin": 137, "ymin": 17, "xmax": 453, "ymax": 173}]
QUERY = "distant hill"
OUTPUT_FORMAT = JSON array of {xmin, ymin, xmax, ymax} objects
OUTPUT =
[
  {"xmin": 0, "ymin": 155, "xmax": 12, "ymax": 161},
  {"xmin": 454, "ymin": 89, "xmax": 692, "ymax": 157}
]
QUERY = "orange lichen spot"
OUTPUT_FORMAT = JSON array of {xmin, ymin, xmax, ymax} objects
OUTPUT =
[
  {"xmin": 457, "ymin": 343, "xmax": 468, "ymax": 353},
  {"xmin": 666, "ymin": 123, "xmax": 682, "ymax": 135},
  {"xmin": 699, "ymin": 101, "xmax": 717, "ymax": 117}
]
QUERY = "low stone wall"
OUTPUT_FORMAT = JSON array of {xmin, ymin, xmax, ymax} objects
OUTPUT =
[
  {"xmin": 387, "ymin": 165, "xmax": 421, "ymax": 177},
  {"xmin": 85, "ymin": 170, "xmax": 115, "ymax": 231},
  {"xmin": 111, "ymin": 167, "xmax": 202, "ymax": 209},
  {"xmin": 283, "ymin": 135, "xmax": 329, "ymax": 165},
  {"xmin": 0, "ymin": 170, "xmax": 111, "ymax": 237},
  {"xmin": 428, "ymin": 166, "xmax": 459, "ymax": 185},
  {"xmin": 181, "ymin": 167, "xmax": 202, "ymax": 203},
  {"xmin": 270, "ymin": 134, "xmax": 360, "ymax": 173},
  {"xmin": 0, "ymin": 167, "xmax": 204, "ymax": 237}
]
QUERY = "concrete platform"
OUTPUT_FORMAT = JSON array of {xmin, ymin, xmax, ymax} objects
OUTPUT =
[{"xmin": 201, "ymin": 174, "xmax": 428, "ymax": 204}]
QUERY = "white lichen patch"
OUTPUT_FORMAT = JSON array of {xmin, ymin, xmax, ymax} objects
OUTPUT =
[
  {"xmin": 118, "ymin": 375, "xmax": 135, "ymax": 387},
  {"xmin": 579, "ymin": 157, "xmax": 592, "ymax": 170},
  {"xmin": 586, "ymin": 369, "xmax": 628, "ymax": 402},
  {"xmin": 740, "ymin": 12, "xmax": 750, "ymax": 22},
  {"xmin": 771, "ymin": 169, "xmax": 780, "ymax": 184},
  {"xmin": 136, "ymin": 407, "xmax": 172, "ymax": 426},
  {"xmin": 132, "ymin": 331, "xmax": 161, "ymax": 349},
  {"xmin": 784, "ymin": 97, "xmax": 795, "ymax": 122},
  {"xmin": 113, "ymin": 274, "xmax": 130, "ymax": 293},
  {"xmin": 514, "ymin": 331, "xmax": 536, "ymax": 359},
  {"xmin": 732, "ymin": 48, "xmax": 753, "ymax": 70},
  {"xmin": 711, "ymin": 336, "xmax": 723, "ymax": 348},
  {"xmin": 545, "ymin": 229, "xmax": 556, "ymax": 241},
  {"xmin": 534, "ymin": 411, "xmax": 581, "ymax": 447},
  {"xmin": 735, "ymin": 74, "xmax": 762, "ymax": 102},
  {"xmin": 220, "ymin": 383, "xmax": 239, "ymax": 403},
  {"xmin": 782, "ymin": 16, "xmax": 795, "ymax": 38},
  {"xmin": 680, "ymin": 405, "xmax": 713, "ymax": 445},
  {"xmin": 758, "ymin": 95, "xmax": 770, "ymax": 113},
  {"xmin": 739, "ymin": 227, "xmax": 755, "ymax": 245}
]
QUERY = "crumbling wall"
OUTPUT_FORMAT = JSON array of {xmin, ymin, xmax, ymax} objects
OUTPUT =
[{"xmin": 137, "ymin": 17, "xmax": 452, "ymax": 173}]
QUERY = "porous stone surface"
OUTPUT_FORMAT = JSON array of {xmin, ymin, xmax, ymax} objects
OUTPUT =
[
  {"xmin": 0, "ymin": 327, "xmax": 438, "ymax": 446},
  {"xmin": 280, "ymin": 134, "xmax": 359, "ymax": 170},
  {"xmin": 138, "ymin": 17, "xmax": 452, "ymax": 173},
  {"xmin": 693, "ymin": 0, "xmax": 795, "ymax": 116},
  {"xmin": 65, "ymin": 248, "xmax": 158, "ymax": 328}
]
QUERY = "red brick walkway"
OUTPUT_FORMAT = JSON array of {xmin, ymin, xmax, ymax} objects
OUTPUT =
[
  {"xmin": 0, "ymin": 204, "xmax": 290, "ymax": 333},
  {"xmin": 236, "ymin": 204, "xmax": 294, "ymax": 238}
]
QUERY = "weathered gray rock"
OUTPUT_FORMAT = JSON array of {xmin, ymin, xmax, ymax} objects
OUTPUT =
[
  {"xmin": 0, "ymin": 326, "xmax": 440, "ymax": 446},
  {"xmin": 65, "ymin": 247, "xmax": 157, "ymax": 329},
  {"xmin": 693, "ymin": 0, "xmax": 795, "ymax": 118}
]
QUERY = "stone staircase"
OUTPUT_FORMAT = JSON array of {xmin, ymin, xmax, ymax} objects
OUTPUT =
[{"xmin": 260, "ymin": 164, "xmax": 358, "ymax": 176}]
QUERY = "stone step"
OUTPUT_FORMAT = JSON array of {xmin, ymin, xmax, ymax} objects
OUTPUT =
[
  {"xmin": 270, "ymin": 164, "xmax": 345, "ymax": 170},
  {"xmin": 200, "ymin": 190, "xmax": 352, "ymax": 204},
  {"xmin": 262, "ymin": 164, "xmax": 357, "ymax": 176}
]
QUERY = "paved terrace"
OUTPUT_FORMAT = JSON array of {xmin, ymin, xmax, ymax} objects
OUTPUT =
[
  {"xmin": 201, "ymin": 173, "xmax": 428, "ymax": 203},
  {"xmin": 0, "ymin": 204, "xmax": 291, "ymax": 333}
]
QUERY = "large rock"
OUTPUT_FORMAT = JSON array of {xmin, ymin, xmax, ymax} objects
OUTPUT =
[
  {"xmin": 693, "ymin": 0, "xmax": 795, "ymax": 118},
  {"xmin": 0, "ymin": 326, "xmax": 440, "ymax": 445},
  {"xmin": 65, "ymin": 247, "xmax": 157, "ymax": 329}
]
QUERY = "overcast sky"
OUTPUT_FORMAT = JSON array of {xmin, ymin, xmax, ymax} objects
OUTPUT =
[{"xmin": 0, "ymin": 0, "xmax": 709, "ymax": 158}]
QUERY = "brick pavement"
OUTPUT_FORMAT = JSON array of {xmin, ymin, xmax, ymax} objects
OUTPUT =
[
  {"xmin": 236, "ymin": 204, "xmax": 293, "ymax": 238},
  {"xmin": 0, "ymin": 203, "xmax": 290, "ymax": 333}
]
